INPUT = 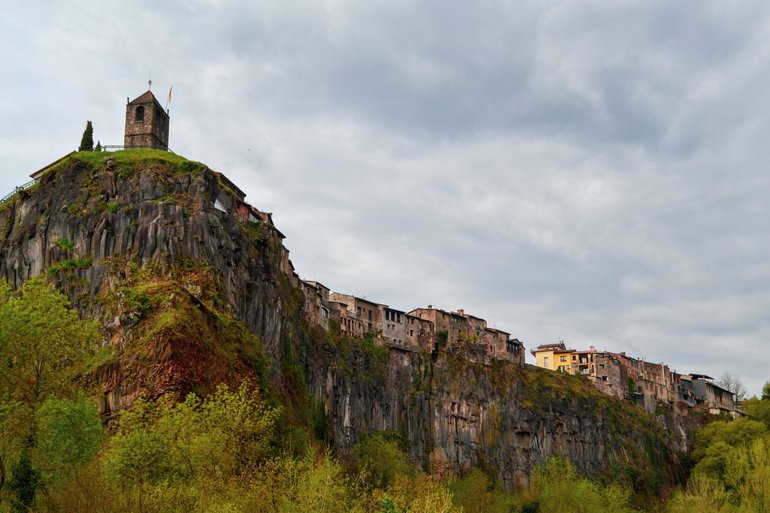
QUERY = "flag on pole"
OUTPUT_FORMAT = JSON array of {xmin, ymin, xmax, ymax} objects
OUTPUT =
[{"xmin": 167, "ymin": 85, "xmax": 173, "ymax": 105}]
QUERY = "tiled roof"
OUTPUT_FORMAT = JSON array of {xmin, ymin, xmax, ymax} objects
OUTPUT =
[{"xmin": 128, "ymin": 90, "xmax": 165, "ymax": 111}]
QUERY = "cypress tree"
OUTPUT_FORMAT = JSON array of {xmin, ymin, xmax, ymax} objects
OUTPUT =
[
  {"xmin": 78, "ymin": 121, "xmax": 94, "ymax": 151},
  {"xmin": 95, "ymin": 140, "xmax": 102, "ymax": 151}
]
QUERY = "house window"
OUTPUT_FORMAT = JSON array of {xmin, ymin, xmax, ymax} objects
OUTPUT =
[
  {"xmin": 560, "ymin": 356, "xmax": 567, "ymax": 362},
  {"xmin": 544, "ymin": 357, "xmax": 550, "ymax": 368},
  {"xmin": 599, "ymin": 364, "xmax": 605, "ymax": 370},
  {"xmin": 135, "ymin": 106, "xmax": 145, "ymax": 122}
]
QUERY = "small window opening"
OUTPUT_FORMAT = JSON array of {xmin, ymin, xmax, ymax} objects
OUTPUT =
[{"xmin": 135, "ymin": 106, "xmax": 145, "ymax": 122}]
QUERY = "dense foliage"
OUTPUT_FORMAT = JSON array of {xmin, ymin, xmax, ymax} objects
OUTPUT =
[
  {"xmin": 665, "ymin": 390, "xmax": 770, "ymax": 512},
  {"xmin": 0, "ymin": 278, "xmax": 101, "ymax": 511}
]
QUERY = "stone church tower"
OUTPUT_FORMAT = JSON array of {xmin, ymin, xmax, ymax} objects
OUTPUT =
[{"xmin": 124, "ymin": 91, "xmax": 170, "ymax": 150}]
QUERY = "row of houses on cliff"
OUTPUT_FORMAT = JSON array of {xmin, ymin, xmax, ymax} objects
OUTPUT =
[
  {"xmin": 300, "ymin": 280, "xmax": 525, "ymax": 365},
  {"xmin": 95, "ymin": 89, "xmax": 740, "ymax": 420},
  {"xmin": 205, "ymin": 145, "xmax": 741, "ymax": 420},
  {"xmin": 531, "ymin": 342, "xmax": 742, "ymax": 418},
  {"xmin": 183, "ymin": 93, "xmax": 738, "ymax": 419}
]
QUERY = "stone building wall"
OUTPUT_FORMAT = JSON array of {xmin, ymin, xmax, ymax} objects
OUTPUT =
[{"xmin": 124, "ymin": 92, "xmax": 169, "ymax": 150}]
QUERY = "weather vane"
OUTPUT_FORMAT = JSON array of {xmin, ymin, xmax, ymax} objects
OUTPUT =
[{"xmin": 148, "ymin": 70, "xmax": 152, "ymax": 90}]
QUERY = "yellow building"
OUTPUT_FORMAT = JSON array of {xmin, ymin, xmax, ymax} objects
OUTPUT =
[
  {"xmin": 531, "ymin": 342, "xmax": 598, "ymax": 375},
  {"xmin": 531, "ymin": 342, "xmax": 575, "ymax": 373}
]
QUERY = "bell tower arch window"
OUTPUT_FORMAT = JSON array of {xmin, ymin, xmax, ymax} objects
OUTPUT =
[{"xmin": 135, "ymin": 106, "xmax": 145, "ymax": 123}]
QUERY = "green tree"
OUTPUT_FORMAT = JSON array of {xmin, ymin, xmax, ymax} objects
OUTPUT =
[
  {"xmin": 355, "ymin": 432, "xmax": 414, "ymax": 489},
  {"xmin": 668, "ymin": 437, "xmax": 770, "ymax": 512},
  {"xmin": 450, "ymin": 467, "xmax": 511, "ymax": 513},
  {"xmin": 528, "ymin": 457, "xmax": 639, "ymax": 513},
  {"xmin": 104, "ymin": 382, "xmax": 280, "ymax": 510},
  {"xmin": 384, "ymin": 473, "xmax": 463, "ymax": 513},
  {"xmin": 690, "ymin": 418, "xmax": 768, "ymax": 478},
  {"xmin": 274, "ymin": 449, "xmax": 365, "ymax": 513},
  {"xmin": 78, "ymin": 120, "xmax": 94, "ymax": 151},
  {"xmin": 0, "ymin": 278, "xmax": 101, "ymax": 406},
  {"xmin": 34, "ymin": 396, "xmax": 103, "ymax": 484},
  {"xmin": 0, "ymin": 401, "xmax": 31, "ymax": 509},
  {"xmin": 0, "ymin": 277, "xmax": 100, "ymax": 506},
  {"xmin": 7, "ymin": 450, "xmax": 39, "ymax": 513},
  {"xmin": 94, "ymin": 140, "xmax": 102, "ymax": 151}
]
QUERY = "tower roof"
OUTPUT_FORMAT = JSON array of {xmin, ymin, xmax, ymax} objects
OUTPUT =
[{"xmin": 128, "ymin": 90, "xmax": 165, "ymax": 111}]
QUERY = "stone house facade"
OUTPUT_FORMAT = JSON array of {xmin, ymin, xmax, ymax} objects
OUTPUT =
[
  {"xmin": 379, "ymin": 306, "xmax": 407, "ymax": 347},
  {"xmin": 531, "ymin": 343, "xmax": 742, "ymax": 417},
  {"xmin": 328, "ymin": 293, "xmax": 380, "ymax": 338},
  {"xmin": 301, "ymin": 281, "xmax": 330, "ymax": 330},
  {"xmin": 299, "ymin": 291, "xmax": 523, "ymax": 365}
]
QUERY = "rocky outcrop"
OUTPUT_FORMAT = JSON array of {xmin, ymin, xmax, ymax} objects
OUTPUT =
[
  {"xmin": 302, "ymin": 332, "xmax": 682, "ymax": 489},
  {"xmin": 0, "ymin": 151, "xmax": 689, "ymax": 488},
  {"xmin": 0, "ymin": 154, "xmax": 288, "ymax": 358},
  {"xmin": 0, "ymin": 153, "xmax": 293, "ymax": 411}
]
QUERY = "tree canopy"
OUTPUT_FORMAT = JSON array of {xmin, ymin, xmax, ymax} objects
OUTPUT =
[
  {"xmin": 0, "ymin": 278, "xmax": 101, "ymax": 406},
  {"xmin": 0, "ymin": 277, "xmax": 101, "ymax": 509},
  {"xmin": 78, "ymin": 121, "xmax": 94, "ymax": 151}
]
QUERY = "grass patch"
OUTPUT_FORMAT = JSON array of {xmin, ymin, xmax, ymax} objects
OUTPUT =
[{"xmin": 47, "ymin": 257, "xmax": 92, "ymax": 275}]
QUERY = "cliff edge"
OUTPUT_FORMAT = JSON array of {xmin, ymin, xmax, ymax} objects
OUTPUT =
[{"xmin": 0, "ymin": 150, "xmax": 691, "ymax": 490}]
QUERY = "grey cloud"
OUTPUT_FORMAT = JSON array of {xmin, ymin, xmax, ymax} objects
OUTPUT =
[{"xmin": 2, "ymin": 1, "xmax": 770, "ymax": 395}]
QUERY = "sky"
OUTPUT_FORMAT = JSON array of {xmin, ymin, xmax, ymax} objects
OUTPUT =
[{"xmin": 2, "ymin": 1, "xmax": 769, "ymax": 396}]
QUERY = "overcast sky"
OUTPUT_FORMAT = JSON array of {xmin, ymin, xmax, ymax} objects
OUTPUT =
[{"xmin": 2, "ymin": 1, "xmax": 769, "ymax": 395}]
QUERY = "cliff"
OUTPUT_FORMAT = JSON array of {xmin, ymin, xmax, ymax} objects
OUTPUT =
[
  {"xmin": 302, "ymin": 326, "xmax": 689, "ymax": 491},
  {"xmin": 0, "ymin": 150, "xmax": 294, "ymax": 412},
  {"xmin": 0, "ymin": 150, "xmax": 690, "ymax": 490}
]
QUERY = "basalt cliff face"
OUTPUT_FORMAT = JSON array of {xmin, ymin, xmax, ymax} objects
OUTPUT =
[
  {"xmin": 0, "ymin": 152, "xmax": 293, "ymax": 412},
  {"xmin": 0, "ymin": 151, "xmax": 691, "ymax": 488},
  {"xmin": 302, "ymin": 330, "xmax": 692, "ymax": 490}
]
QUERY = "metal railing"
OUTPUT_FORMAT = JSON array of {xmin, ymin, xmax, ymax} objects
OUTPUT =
[
  {"xmin": 102, "ymin": 145, "xmax": 174, "ymax": 154},
  {"xmin": 0, "ymin": 179, "xmax": 39, "ymax": 206},
  {"xmin": 1, "ymin": 145, "xmax": 177, "ymax": 206}
]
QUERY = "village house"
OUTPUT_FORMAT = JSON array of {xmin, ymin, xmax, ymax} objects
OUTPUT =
[
  {"xmin": 685, "ymin": 374, "xmax": 742, "ymax": 418},
  {"xmin": 591, "ymin": 351, "xmax": 627, "ymax": 400},
  {"xmin": 404, "ymin": 313, "xmax": 436, "ymax": 350},
  {"xmin": 297, "ymin": 294, "xmax": 523, "ymax": 364},
  {"xmin": 531, "ymin": 343, "xmax": 743, "ymax": 417},
  {"xmin": 328, "ymin": 293, "xmax": 380, "ymax": 338},
  {"xmin": 408, "ymin": 306, "xmax": 523, "ymax": 364},
  {"xmin": 483, "ymin": 327, "xmax": 504, "ymax": 356},
  {"xmin": 409, "ymin": 306, "xmax": 469, "ymax": 348},
  {"xmin": 378, "ymin": 305, "xmax": 408, "ymax": 346},
  {"xmin": 300, "ymin": 280, "xmax": 330, "ymax": 330},
  {"xmin": 531, "ymin": 341, "xmax": 576, "ymax": 373}
]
